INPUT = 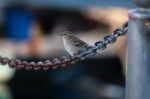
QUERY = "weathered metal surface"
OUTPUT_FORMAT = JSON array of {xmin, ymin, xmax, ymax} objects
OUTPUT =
[
  {"xmin": 126, "ymin": 0, "xmax": 150, "ymax": 98},
  {"xmin": 134, "ymin": 0, "xmax": 150, "ymax": 8}
]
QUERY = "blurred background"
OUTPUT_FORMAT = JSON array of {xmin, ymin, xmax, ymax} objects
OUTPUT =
[{"xmin": 0, "ymin": 0, "xmax": 135, "ymax": 99}]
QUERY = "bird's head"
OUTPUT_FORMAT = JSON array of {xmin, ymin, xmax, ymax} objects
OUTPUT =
[{"xmin": 60, "ymin": 31, "xmax": 73, "ymax": 37}]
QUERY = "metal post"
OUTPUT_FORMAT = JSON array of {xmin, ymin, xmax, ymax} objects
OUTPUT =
[{"xmin": 126, "ymin": 0, "xmax": 150, "ymax": 99}]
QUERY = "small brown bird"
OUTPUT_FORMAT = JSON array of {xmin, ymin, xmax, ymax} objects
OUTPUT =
[{"xmin": 60, "ymin": 31, "xmax": 90, "ymax": 57}]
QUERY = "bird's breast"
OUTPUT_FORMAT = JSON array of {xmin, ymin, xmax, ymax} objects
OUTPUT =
[{"xmin": 63, "ymin": 37, "xmax": 80, "ymax": 56}]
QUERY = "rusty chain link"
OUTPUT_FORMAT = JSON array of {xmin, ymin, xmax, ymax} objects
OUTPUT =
[{"xmin": 0, "ymin": 21, "xmax": 128, "ymax": 70}]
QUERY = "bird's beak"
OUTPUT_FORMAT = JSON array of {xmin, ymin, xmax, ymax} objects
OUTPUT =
[{"xmin": 60, "ymin": 33, "xmax": 63, "ymax": 36}]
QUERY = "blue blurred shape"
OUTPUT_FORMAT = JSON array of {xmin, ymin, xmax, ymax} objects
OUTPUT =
[{"xmin": 6, "ymin": 8, "xmax": 33, "ymax": 41}]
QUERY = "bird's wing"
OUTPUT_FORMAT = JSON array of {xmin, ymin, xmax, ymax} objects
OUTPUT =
[{"xmin": 71, "ymin": 36, "xmax": 89, "ymax": 48}]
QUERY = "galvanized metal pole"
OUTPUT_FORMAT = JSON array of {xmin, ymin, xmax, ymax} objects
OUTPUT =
[{"xmin": 126, "ymin": 0, "xmax": 150, "ymax": 99}]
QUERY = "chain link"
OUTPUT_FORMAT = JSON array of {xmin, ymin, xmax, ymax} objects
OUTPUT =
[{"xmin": 0, "ymin": 21, "xmax": 128, "ymax": 70}]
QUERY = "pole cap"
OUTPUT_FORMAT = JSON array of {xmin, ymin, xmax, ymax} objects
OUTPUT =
[{"xmin": 134, "ymin": 0, "xmax": 150, "ymax": 8}]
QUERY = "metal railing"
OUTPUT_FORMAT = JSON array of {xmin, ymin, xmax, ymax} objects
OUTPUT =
[{"xmin": 0, "ymin": 22, "xmax": 128, "ymax": 70}]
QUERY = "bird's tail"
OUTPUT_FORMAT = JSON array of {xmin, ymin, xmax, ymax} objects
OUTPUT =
[{"xmin": 86, "ymin": 46, "xmax": 104, "ymax": 57}]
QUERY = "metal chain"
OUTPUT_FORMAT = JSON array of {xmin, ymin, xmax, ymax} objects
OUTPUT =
[{"xmin": 0, "ymin": 21, "xmax": 128, "ymax": 70}]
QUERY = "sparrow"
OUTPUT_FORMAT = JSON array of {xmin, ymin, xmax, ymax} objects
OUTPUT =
[{"xmin": 60, "ymin": 31, "xmax": 90, "ymax": 57}]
